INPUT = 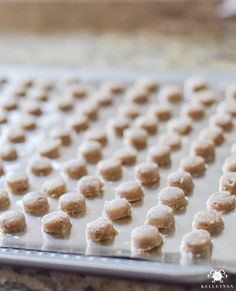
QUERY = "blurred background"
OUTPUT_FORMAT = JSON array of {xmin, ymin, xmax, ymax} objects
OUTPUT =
[{"xmin": 0, "ymin": 0, "xmax": 236, "ymax": 70}]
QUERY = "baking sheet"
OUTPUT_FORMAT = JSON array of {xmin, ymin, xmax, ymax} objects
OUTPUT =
[{"xmin": 0, "ymin": 66, "xmax": 235, "ymax": 279}]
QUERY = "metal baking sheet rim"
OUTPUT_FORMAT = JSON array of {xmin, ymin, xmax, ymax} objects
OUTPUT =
[{"xmin": 0, "ymin": 65, "xmax": 235, "ymax": 283}]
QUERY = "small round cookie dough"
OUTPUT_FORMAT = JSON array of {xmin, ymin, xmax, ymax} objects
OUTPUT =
[
  {"xmin": 131, "ymin": 225, "xmax": 163, "ymax": 252},
  {"xmin": 95, "ymin": 92, "xmax": 113, "ymax": 107},
  {"xmin": 180, "ymin": 230, "xmax": 212, "ymax": 255},
  {"xmin": 6, "ymin": 172, "xmax": 29, "ymax": 194},
  {"xmin": 125, "ymin": 88, "xmax": 149, "ymax": 104},
  {"xmin": 0, "ymin": 190, "xmax": 10, "ymax": 211},
  {"xmin": 82, "ymin": 101, "xmax": 99, "ymax": 121},
  {"xmin": 19, "ymin": 78, "xmax": 34, "ymax": 88},
  {"xmin": 184, "ymin": 76, "xmax": 208, "ymax": 95},
  {"xmin": 190, "ymin": 139, "xmax": 215, "ymax": 163},
  {"xmin": 148, "ymin": 145, "xmax": 171, "ymax": 168},
  {"xmin": 8, "ymin": 128, "xmax": 26, "ymax": 144},
  {"xmin": 97, "ymin": 158, "xmax": 122, "ymax": 181},
  {"xmin": 194, "ymin": 90, "xmax": 218, "ymax": 107},
  {"xmin": 149, "ymin": 103, "xmax": 172, "ymax": 122},
  {"xmin": 42, "ymin": 176, "xmax": 67, "ymax": 198},
  {"xmin": 124, "ymin": 128, "xmax": 148, "ymax": 150},
  {"xmin": 119, "ymin": 104, "xmax": 141, "ymax": 120},
  {"xmin": 158, "ymin": 85, "xmax": 182, "ymax": 104},
  {"xmin": 222, "ymin": 156, "xmax": 236, "ymax": 173},
  {"xmin": 167, "ymin": 170, "xmax": 194, "ymax": 196},
  {"xmin": 0, "ymin": 110, "xmax": 7, "ymax": 124},
  {"xmin": 114, "ymin": 147, "xmax": 137, "ymax": 166},
  {"xmin": 206, "ymin": 191, "xmax": 236, "ymax": 213},
  {"xmin": 30, "ymin": 156, "xmax": 52, "ymax": 177},
  {"xmin": 79, "ymin": 140, "xmax": 103, "ymax": 164},
  {"xmin": 0, "ymin": 210, "xmax": 26, "ymax": 234},
  {"xmin": 0, "ymin": 161, "xmax": 4, "ymax": 176},
  {"xmin": 101, "ymin": 81, "xmax": 125, "ymax": 95},
  {"xmin": 220, "ymin": 172, "xmax": 236, "ymax": 195},
  {"xmin": 20, "ymin": 115, "xmax": 37, "ymax": 131},
  {"xmin": 24, "ymin": 101, "xmax": 42, "ymax": 116},
  {"xmin": 192, "ymin": 210, "xmax": 224, "ymax": 235},
  {"xmin": 13, "ymin": 86, "xmax": 27, "ymax": 97},
  {"xmin": 116, "ymin": 180, "xmax": 144, "ymax": 202},
  {"xmin": 180, "ymin": 155, "xmax": 206, "ymax": 177},
  {"xmin": 145, "ymin": 204, "xmax": 175, "ymax": 232},
  {"xmin": 23, "ymin": 191, "xmax": 49, "ymax": 216},
  {"xmin": 39, "ymin": 139, "xmax": 61, "ymax": 159},
  {"xmin": 231, "ymin": 143, "xmax": 236, "ymax": 155},
  {"xmin": 210, "ymin": 113, "xmax": 233, "ymax": 132},
  {"xmin": 30, "ymin": 89, "xmax": 48, "ymax": 102},
  {"xmin": 86, "ymin": 217, "xmax": 118, "ymax": 242},
  {"xmin": 0, "ymin": 144, "xmax": 18, "ymax": 161},
  {"xmin": 70, "ymin": 115, "xmax": 89, "ymax": 133},
  {"xmin": 167, "ymin": 118, "xmax": 192, "ymax": 136},
  {"xmin": 199, "ymin": 126, "xmax": 225, "ymax": 146},
  {"xmin": 59, "ymin": 192, "xmax": 86, "ymax": 217},
  {"xmin": 218, "ymin": 101, "xmax": 236, "ymax": 118},
  {"xmin": 135, "ymin": 77, "xmax": 159, "ymax": 92},
  {"xmin": 51, "ymin": 128, "xmax": 72, "ymax": 146},
  {"xmin": 109, "ymin": 117, "xmax": 131, "ymax": 137},
  {"xmin": 63, "ymin": 157, "xmax": 88, "ymax": 180},
  {"xmin": 135, "ymin": 162, "xmax": 160, "ymax": 186},
  {"xmin": 134, "ymin": 115, "xmax": 158, "ymax": 135},
  {"xmin": 78, "ymin": 175, "xmax": 104, "ymax": 198},
  {"xmin": 85, "ymin": 128, "xmax": 108, "ymax": 147},
  {"xmin": 57, "ymin": 97, "xmax": 74, "ymax": 112},
  {"xmin": 225, "ymin": 82, "xmax": 236, "ymax": 101},
  {"xmin": 42, "ymin": 210, "xmax": 72, "ymax": 237},
  {"xmin": 182, "ymin": 102, "xmax": 205, "ymax": 121},
  {"xmin": 158, "ymin": 186, "xmax": 187, "ymax": 213},
  {"xmin": 67, "ymin": 85, "xmax": 88, "ymax": 99},
  {"xmin": 104, "ymin": 198, "xmax": 132, "ymax": 220},
  {"xmin": 158, "ymin": 132, "xmax": 182, "ymax": 152},
  {"xmin": 1, "ymin": 97, "xmax": 18, "ymax": 111}
]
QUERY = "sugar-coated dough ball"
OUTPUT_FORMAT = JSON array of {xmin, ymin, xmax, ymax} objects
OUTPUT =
[
  {"xmin": 206, "ymin": 191, "xmax": 235, "ymax": 213},
  {"xmin": 109, "ymin": 117, "xmax": 131, "ymax": 137},
  {"xmin": 85, "ymin": 128, "xmax": 108, "ymax": 147},
  {"xmin": 42, "ymin": 210, "xmax": 72, "ymax": 237},
  {"xmin": 145, "ymin": 204, "xmax": 174, "ymax": 232},
  {"xmin": 167, "ymin": 118, "xmax": 192, "ymax": 136},
  {"xmin": 0, "ymin": 210, "xmax": 26, "ymax": 234},
  {"xmin": 23, "ymin": 191, "xmax": 49, "ymax": 216},
  {"xmin": 210, "ymin": 113, "xmax": 233, "ymax": 132},
  {"xmin": 148, "ymin": 145, "xmax": 171, "ymax": 168},
  {"xmin": 0, "ymin": 189, "xmax": 10, "ymax": 211},
  {"xmin": 39, "ymin": 139, "xmax": 61, "ymax": 159},
  {"xmin": 222, "ymin": 156, "xmax": 236, "ymax": 173},
  {"xmin": 124, "ymin": 128, "xmax": 148, "ymax": 150},
  {"xmin": 78, "ymin": 175, "xmax": 104, "ymax": 198},
  {"xmin": 180, "ymin": 155, "xmax": 206, "ymax": 177},
  {"xmin": 30, "ymin": 156, "xmax": 52, "ymax": 177},
  {"xmin": 116, "ymin": 181, "xmax": 144, "ymax": 202},
  {"xmin": 70, "ymin": 115, "xmax": 89, "ymax": 133},
  {"xmin": 125, "ymin": 87, "xmax": 149, "ymax": 104},
  {"xmin": 6, "ymin": 171, "xmax": 29, "ymax": 194},
  {"xmin": 97, "ymin": 158, "xmax": 122, "ymax": 181},
  {"xmin": 104, "ymin": 198, "xmax": 132, "ymax": 220},
  {"xmin": 184, "ymin": 76, "xmax": 208, "ymax": 95},
  {"xmin": 158, "ymin": 186, "xmax": 187, "ymax": 212},
  {"xmin": 101, "ymin": 81, "xmax": 125, "ymax": 95},
  {"xmin": 194, "ymin": 90, "xmax": 218, "ymax": 107},
  {"xmin": 82, "ymin": 101, "xmax": 99, "ymax": 121},
  {"xmin": 20, "ymin": 115, "xmax": 37, "ymax": 131},
  {"xmin": 95, "ymin": 91, "xmax": 113, "ymax": 107},
  {"xmin": 51, "ymin": 128, "xmax": 72, "ymax": 146},
  {"xmin": 119, "ymin": 104, "xmax": 141, "ymax": 120},
  {"xmin": 158, "ymin": 133, "xmax": 181, "ymax": 152},
  {"xmin": 63, "ymin": 158, "xmax": 88, "ymax": 180},
  {"xmin": 0, "ymin": 160, "xmax": 4, "ymax": 177},
  {"xmin": 79, "ymin": 140, "xmax": 103, "ymax": 164},
  {"xmin": 57, "ymin": 96, "xmax": 74, "ymax": 112},
  {"xmin": 86, "ymin": 217, "xmax": 118, "ymax": 242},
  {"xmin": 149, "ymin": 104, "xmax": 172, "ymax": 122},
  {"xmin": 131, "ymin": 225, "xmax": 163, "ymax": 252},
  {"xmin": 59, "ymin": 192, "xmax": 86, "ymax": 217},
  {"xmin": 182, "ymin": 102, "xmax": 205, "ymax": 121},
  {"xmin": 158, "ymin": 85, "xmax": 182, "ymax": 104},
  {"xmin": 135, "ymin": 162, "xmax": 160, "ymax": 186},
  {"xmin": 199, "ymin": 126, "xmax": 225, "ymax": 146},
  {"xmin": 42, "ymin": 176, "xmax": 67, "ymax": 198},
  {"xmin": 167, "ymin": 170, "xmax": 194, "ymax": 196},
  {"xmin": 0, "ymin": 144, "xmax": 18, "ymax": 161},
  {"xmin": 180, "ymin": 230, "xmax": 212, "ymax": 254},
  {"xmin": 190, "ymin": 139, "xmax": 215, "ymax": 163},
  {"xmin": 134, "ymin": 116, "xmax": 158, "ymax": 135},
  {"xmin": 8, "ymin": 128, "xmax": 26, "ymax": 144},
  {"xmin": 220, "ymin": 172, "xmax": 236, "ymax": 195},
  {"xmin": 135, "ymin": 77, "xmax": 159, "ymax": 92},
  {"xmin": 193, "ymin": 210, "xmax": 224, "ymax": 235},
  {"xmin": 114, "ymin": 147, "xmax": 137, "ymax": 166}
]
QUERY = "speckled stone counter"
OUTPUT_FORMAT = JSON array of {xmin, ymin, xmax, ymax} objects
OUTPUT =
[{"xmin": 0, "ymin": 31, "xmax": 236, "ymax": 291}]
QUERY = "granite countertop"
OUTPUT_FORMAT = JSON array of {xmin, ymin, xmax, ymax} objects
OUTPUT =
[{"xmin": 0, "ymin": 31, "xmax": 236, "ymax": 291}]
